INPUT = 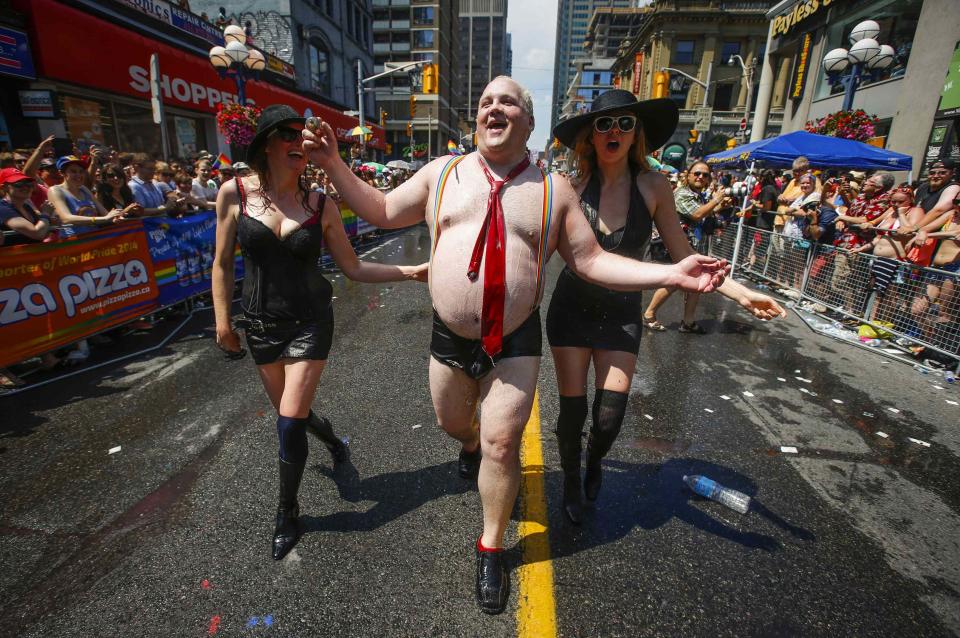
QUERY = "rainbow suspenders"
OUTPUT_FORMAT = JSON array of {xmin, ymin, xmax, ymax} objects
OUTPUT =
[{"xmin": 430, "ymin": 155, "xmax": 555, "ymax": 306}]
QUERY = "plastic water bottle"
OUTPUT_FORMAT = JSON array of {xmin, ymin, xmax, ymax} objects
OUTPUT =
[
  {"xmin": 946, "ymin": 370, "xmax": 956, "ymax": 384},
  {"xmin": 683, "ymin": 475, "xmax": 751, "ymax": 514}
]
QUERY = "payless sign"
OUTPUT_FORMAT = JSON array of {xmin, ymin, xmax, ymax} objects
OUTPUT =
[
  {"xmin": 791, "ymin": 33, "xmax": 813, "ymax": 100},
  {"xmin": 772, "ymin": 0, "xmax": 842, "ymax": 38}
]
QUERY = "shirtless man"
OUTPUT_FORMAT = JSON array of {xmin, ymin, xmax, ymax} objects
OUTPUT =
[
  {"xmin": 303, "ymin": 76, "xmax": 728, "ymax": 614},
  {"xmin": 850, "ymin": 188, "xmax": 924, "ymax": 323}
]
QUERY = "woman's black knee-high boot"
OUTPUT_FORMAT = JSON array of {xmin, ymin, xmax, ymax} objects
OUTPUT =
[
  {"xmin": 555, "ymin": 395, "xmax": 588, "ymax": 524},
  {"xmin": 273, "ymin": 415, "xmax": 308, "ymax": 560},
  {"xmin": 584, "ymin": 389, "xmax": 629, "ymax": 502},
  {"xmin": 306, "ymin": 411, "xmax": 349, "ymax": 463}
]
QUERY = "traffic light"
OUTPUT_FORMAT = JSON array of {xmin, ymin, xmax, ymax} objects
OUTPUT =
[
  {"xmin": 423, "ymin": 63, "xmax": 439, "ymax": 94},
  {"xmin": 653, "ymin": 71, "xmax": 669, "ymax": 99},
  {"xmin": 379, "ymin": 109, "xmax": 387, "ymax": 127},
  {"xmin": 688, "ymin": 129, "xmax": 699, "ymax": 145},
  {"xmin": 386, "ymin": 143, "xmax": 392, "ymax": 154},
  {"xmin": 726, "ymin": 138, "xmax": 737, "ymax": 149},
  {"xmin": 406, "ymin": 122, "xmax": 413, "ymax": 137},
  {"xmin": 409, "ymin": 94, "xmax": 417, "ymax": 118}
]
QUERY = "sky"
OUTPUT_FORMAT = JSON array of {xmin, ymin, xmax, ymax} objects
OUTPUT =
[{"xmin": 507, "ymin": 0, "xmax": 559, "ymax": 152}]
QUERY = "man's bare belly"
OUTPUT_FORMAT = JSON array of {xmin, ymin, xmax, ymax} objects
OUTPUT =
[
  {"xmin": 934, "ymin": 240, "xmax": 960, "ymax": 267},
  {"xmin": 428, "ymin": 161, "xmax": 550, "ymax": 340}
]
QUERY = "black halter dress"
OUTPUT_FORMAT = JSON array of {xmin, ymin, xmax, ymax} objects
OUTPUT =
[
  {"xmin": 236, "ymin": 178, "xmax": 334, "ymax": 364},
  {"xmin": 546, "ymin": 168, "xmax": 653, "ymax": 354}
]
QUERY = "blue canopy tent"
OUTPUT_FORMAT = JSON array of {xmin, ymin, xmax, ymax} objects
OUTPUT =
[{"xmin": 704, "ymin": 130, "xmax": 912, "ymax": 171}]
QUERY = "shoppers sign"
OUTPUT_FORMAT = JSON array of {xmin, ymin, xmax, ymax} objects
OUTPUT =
[
  {"xmin": 0, "ymin": 26, "xmax": 36, "ymax": 79},
  {"xmin": 21, "ymin": 0, "xmax": 385, "ymax": 148},
  {"xmin": 114, "ymin": 0, "xmax": 224, "ymax": 46},
  {"xmin": 0, "ymin": 224, "xmax": 159, "ymax": 368}
]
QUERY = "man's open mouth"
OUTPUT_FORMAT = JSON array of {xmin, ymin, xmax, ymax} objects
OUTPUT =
[
  {"xmin": 488, "ymin": 121, "xmax": 507, "ymax": 131},
  {"xmin": 287, "ymin": 150, "xmax": 304, "ymax": 158}
]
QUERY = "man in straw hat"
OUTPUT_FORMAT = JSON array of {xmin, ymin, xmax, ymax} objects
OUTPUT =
[{"xmin": 303, "ymin": 76, "xmax": 729, "ymax": 615}]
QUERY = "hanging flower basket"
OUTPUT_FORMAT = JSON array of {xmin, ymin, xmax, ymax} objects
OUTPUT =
[
  {"xmin": 804, "ymin": 109, "xmax": 879, "ymax": 142},
  {"xmin": 216, "ymin": 103, "xmax": 261, "ymax": 146}
]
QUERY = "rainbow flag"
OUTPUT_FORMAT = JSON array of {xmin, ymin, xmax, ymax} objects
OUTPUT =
[
  {"xmin": 212, "ymin": 153, "xmax": 231, "ymax": 169},
  {"xmin": 447, "ymin": 140, "xmax": 461, "ymax": 155}
]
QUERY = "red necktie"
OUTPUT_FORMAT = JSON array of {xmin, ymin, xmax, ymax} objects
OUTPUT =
[{"xmin": 469, "ymin": 155, "xmax": 530, "ymax": 357}]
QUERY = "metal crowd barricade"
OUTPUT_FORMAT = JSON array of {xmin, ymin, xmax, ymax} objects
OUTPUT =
[{"xmin": 707, "ymin": 221, "xmax": 960, "ymax": 365}]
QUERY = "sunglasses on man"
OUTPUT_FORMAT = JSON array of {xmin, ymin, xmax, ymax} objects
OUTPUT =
[{"xmin": 593, "ymin": 115, "xmax": 637, "ymax": 134}]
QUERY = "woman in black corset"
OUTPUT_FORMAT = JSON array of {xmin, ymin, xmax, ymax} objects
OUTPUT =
[
  {"xmin": 547, "ymin": 91, "xmax": 785, "ymax": 524},
  {"xmin": 212, "ymin": 105, "xmax": 426, "ymax": 560}
]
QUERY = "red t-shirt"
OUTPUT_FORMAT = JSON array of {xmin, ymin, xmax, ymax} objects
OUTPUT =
[{"xmin": 29, "ymin": 180, "xmax": 49, "ymax": 209}]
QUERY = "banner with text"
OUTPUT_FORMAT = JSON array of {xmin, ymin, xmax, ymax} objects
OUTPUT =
[
  {"xmin": 142, "ymin": 213, "xmax": 243, "ymax": 307},
  {"xmin": 0, "ymin": 224, "xmax": 159, "ymax": 368}
]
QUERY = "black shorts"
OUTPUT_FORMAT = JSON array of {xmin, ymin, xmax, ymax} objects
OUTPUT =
[
  {"xmin": 430, "ymin": 308, "xmax": 542, "ymax": 380},
  {"xmin": 240, "ymin": 309, "xmax": 334, "ymax": 365}
]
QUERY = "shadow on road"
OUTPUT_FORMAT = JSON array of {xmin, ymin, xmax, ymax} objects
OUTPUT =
[
  {"xmin": 303, "ymin": 460, "xmax": 475, "ymax": 534},
  {"xmin": 517, "ymin": 457, "xmax": 815, "ymax": 563}
]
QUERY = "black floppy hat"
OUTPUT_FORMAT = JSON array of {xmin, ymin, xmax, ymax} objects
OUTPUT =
[
  {"xmin": 247, "ymin": 104, "xmax": 305, "ymax": 160},
  {"xmin": 552, "ymin": 90, "xmax": 679, "ymax": 151}
]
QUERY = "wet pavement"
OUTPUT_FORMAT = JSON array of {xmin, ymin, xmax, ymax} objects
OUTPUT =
[{"xmin": 1, "ymin": 225, "xmax": 958, "ymax": 637}]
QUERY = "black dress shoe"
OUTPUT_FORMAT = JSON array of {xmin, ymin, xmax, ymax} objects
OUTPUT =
[
  {"xmin": 458, "ymin": 445, "xmax": 481, "ymax": 480},
  {"xmin": 272, "ymin": 504, "xmax": 301, "ymax": 560},
  {"xmin": 475, "ymin": 546, "xmax": 509, "ymax": 614},
  {"xmin": 306, "ymin": 413, "xmax": 350, "ymax": 463}
]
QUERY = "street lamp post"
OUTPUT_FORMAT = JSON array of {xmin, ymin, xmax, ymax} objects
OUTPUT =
[
  {"xmin": 356, "ymin": 60, "xmax": 426, "ymax": 156},
  {"xmin": 822, "ymin": 20, "xmax": 894, "ymax": 112},
  {"xmin": 728, "ymin": 54, "xmax": 756, "ymax": 141},
  {"xmin": 208, "ymin": 25, "xmax": 265, "ymax": 106}
]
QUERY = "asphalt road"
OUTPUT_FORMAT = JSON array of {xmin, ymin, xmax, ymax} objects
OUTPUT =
[{"xmin": 2, "ymin": 225, "xmax": 958, "ymax": 637}]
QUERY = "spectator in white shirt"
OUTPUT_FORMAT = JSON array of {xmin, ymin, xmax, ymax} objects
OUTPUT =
[{"xmin": 191, "ymin": 159, "xmax": 218, "ymax": 203}]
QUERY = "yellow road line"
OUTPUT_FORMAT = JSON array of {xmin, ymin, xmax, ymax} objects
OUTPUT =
[{"xmin": 517, "ymin": 389, "xmax": 558, "ymax": 638}]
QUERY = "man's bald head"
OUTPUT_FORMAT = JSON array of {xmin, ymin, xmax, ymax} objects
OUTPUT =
[{"xmin": 487, "ymin": 76, "xmax": 534, "ymax": 118}]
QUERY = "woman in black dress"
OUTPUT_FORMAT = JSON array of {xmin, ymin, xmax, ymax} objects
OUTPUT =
[
  {"xmin": 547, "ymin": 91, "xmax": 785, "ymax": 524},
  {"xmin": 212, "ymin": 105, "xmax": 426, "ymax": 560}
]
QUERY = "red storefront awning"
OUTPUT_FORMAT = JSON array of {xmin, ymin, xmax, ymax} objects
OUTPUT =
[{"xmin": 15, "ymin": 0, "xmax": 385, "ymax": 149}]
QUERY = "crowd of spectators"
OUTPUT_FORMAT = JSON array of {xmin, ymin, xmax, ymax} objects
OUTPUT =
[{"xmin": 657, "ymin": 155, "xmax": 959, "ymax": 360}]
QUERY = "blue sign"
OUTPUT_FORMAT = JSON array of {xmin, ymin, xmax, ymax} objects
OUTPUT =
[
  {"xmin": 142, "ymin": 213, "xmax": 243, "ymax": 307},
  {"xmin": 170, "ymin": 6, "xmax": 224, "ymax": 47},
  {"xmin": 0, "ymin": 27, "xmax": 36, "ymax": 80}
]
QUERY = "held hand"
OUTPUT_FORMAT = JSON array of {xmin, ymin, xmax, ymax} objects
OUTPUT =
[
  {"xmin": 672, "ymin": 254, "xmax": 730, "ymax": 293},
  {"xmin": 302, "ymin": 119, "xmax": 341, "ymax": 170},
  {"xmin": 121, "ymin": 203, "xmax": 141, "ymax": 217},
  {"xmin": 409, "ymin": 262, "xmax": 429, "ymax": 283},
  {"xmin": 738, "ymin": 289, "xmax": 787, "ymax": 320},
  {"xmin": 104, "ymin": 209, "xmax": 125, "ymax": 223}
]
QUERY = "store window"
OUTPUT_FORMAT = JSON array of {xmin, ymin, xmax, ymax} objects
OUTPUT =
[
  {"xmin": 59, "ymin": 94, "xmax": 116, "ymax": 153},
  {"xmin": 169, "ymin": 115, "xmax": 207, "ymax": 159},
  {"xmin": 675, "ymin": 40, "xmax": 695, "ymax": 65},
  {"xmin": 814, "ymin": 0, "xmax": 922, "ymax": 100},
  {"xmin": 413, "ymin": 7, "xmax": 434, "ymax": 25},
  {"xmin": 309, "ymin": 40, "xmax": 331, "ymax": 95},
  {"xmin": 721, "ymin": 41, "xmax": 741, "ymax": 64},
  {"xmin": 714, "ymin": 83, "xmax": 735, "ymax": 111},
  {"xmin": 114, "ymin": 102, "xmax": 163, "ymax": 158},
  {"xmin": 413, "ymin": 30, "xmax": 435, "ymax": 49}
]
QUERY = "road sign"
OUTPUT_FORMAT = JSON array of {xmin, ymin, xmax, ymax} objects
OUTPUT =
[
  {"xmin": 694, "ymin": 106, "xmax": 713, "ymax": 132},
  {"xmin": 739, "ymin": 117, "xmax": 747, "ymax": 131}
]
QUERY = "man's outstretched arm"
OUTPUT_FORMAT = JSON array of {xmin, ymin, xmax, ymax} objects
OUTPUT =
[{"xmin": 303, "ymin": 120, "xmax": 431, "ymax": 229}]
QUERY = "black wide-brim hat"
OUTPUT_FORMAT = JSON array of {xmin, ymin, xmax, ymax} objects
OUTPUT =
[
  {"xmin": 247, "ymin": 104, "xmax": 305, "ymax": 160},
  {"xmin": 552, "ymin": 90, "xmax": 679, "ymax": 151}
]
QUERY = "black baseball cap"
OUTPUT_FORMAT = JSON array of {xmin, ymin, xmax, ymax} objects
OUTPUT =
[{"xmin": 930, "ymin": 158, "xmax": 955, "ymax": 171}]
